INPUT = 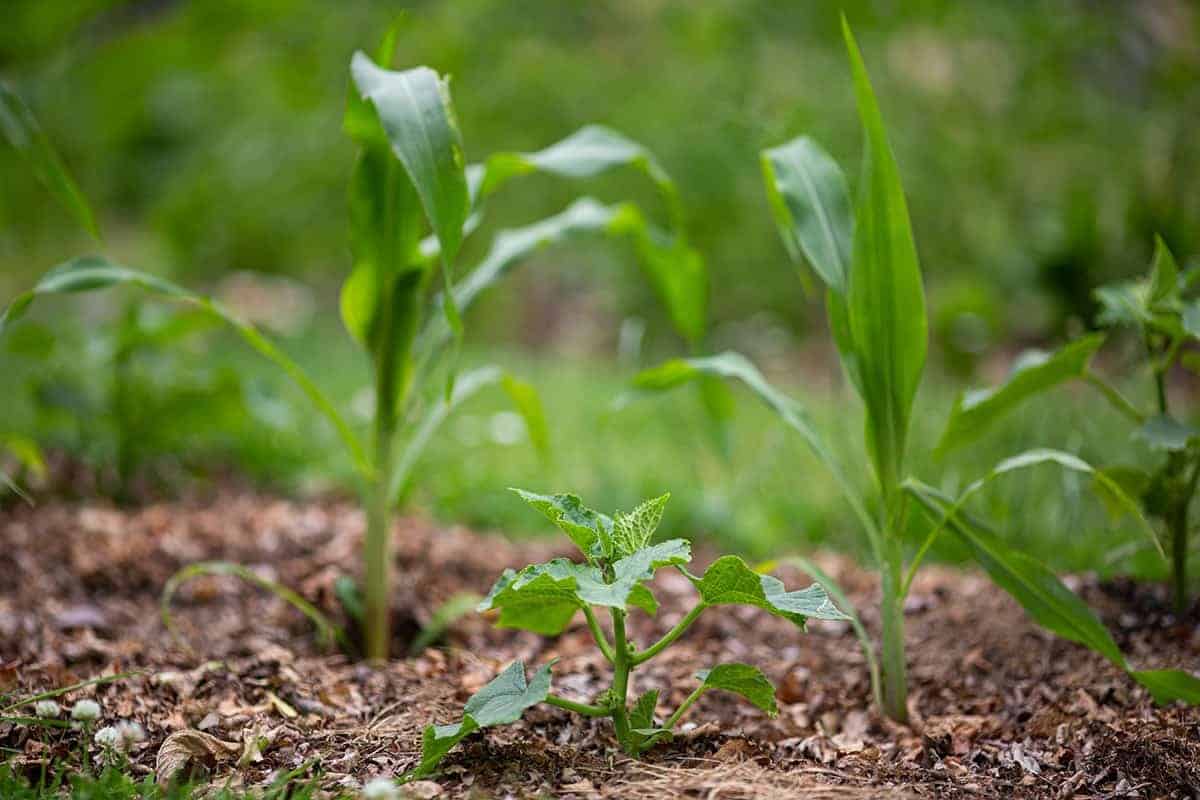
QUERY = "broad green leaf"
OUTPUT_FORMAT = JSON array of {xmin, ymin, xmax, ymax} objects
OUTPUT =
[
  {"xmin": 0, "ymin": 83, "xmax": 101, "ymax": 241},
  {"xmin": 696, "ymin": 663, "xmax": 778, "ymax": 717},
  {"xmin": 627, "ymin": 583, "xmax": 659, "ymax": 616},
  {"xmin": 692, "ymin": 555, "xmax": 848, "ymax": 627},
  {"xmin": 1095, "ymin": 282, "xmax": 1153, "ymax": 330},
  {"xmin": 411, "ymin": 660, "xmax": 552, "ymax": 778},
  {"xmin": 612, "ymin": 493, "xmax": 670, "ymax": 557},
  {"xmin": 905, "ymin": 479, "xmax": 1200, "ymax": 705},
  {"xmin": 842, "ymin": 18, "xmax": 927, "ymax": 496},
  {"xmin": 1136, "ymin": 415, "xmax": 1198, "ymax": 452},
  {"xmin": 390, "ymin": 367, "xmax": 548, "ymax": 504},
  {"xmin": 1183, "ymin": 301, "xmax": 1200, "ymax": 340},
  {"xmin": 0, "ymin": 256, "xmax": 368, "ymax": 476},
  {"xmin": 1148, "ymin": 235, "xmax": 1180, "ymax": 304},
  {"xmin": 761, "ymin": 136, "xmax": 853, "ymax": 294},
  {"xmin": 630, "ymin": 352, "xmax": 881, "ymax": 550},
  {"xmin": 477, "ymin": 560, "xmax": 584, "ymax": 635},
  {"xmin": 511, "ymin": 489, "xmax": 614, "ymax": 560},
  {"xmin": 937, "ymin": 335, "xmax": 1106, "ymax": 454},
  {"xmin": 350, "ymin": 52, "xmax": 469, "ymax": 337},
  {"xmin": 612, "ymin": 539, "xmax": 692, "ymax": 585}
]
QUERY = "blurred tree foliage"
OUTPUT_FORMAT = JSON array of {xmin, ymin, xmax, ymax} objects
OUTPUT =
[{"xmin": 1, "ymin": 0, "xmax": 1198, "ymax": 363}]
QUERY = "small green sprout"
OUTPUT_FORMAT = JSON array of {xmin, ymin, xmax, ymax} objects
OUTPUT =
[{"xmin": 408, "ymin": 489, "xmax": 847, "ymax": 777}]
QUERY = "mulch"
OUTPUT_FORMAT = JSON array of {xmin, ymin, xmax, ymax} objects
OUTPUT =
[{"xmin": 1, "ymin": 486, "xmax": 1198, "ymax": 799}]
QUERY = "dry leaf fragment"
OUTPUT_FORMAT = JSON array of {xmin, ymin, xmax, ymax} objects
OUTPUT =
[
  {"xmin": 155, "ymin": 729, "xmax": 240, "ymax": 787},
  {"xmin": 399, "ymin": 781, "xmax": 444, "ymax": 799}
]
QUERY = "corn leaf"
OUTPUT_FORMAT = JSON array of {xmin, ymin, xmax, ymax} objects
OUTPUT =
[
  {"xmin": 761, "ymin": 136, "xmax": 853, "ymax": 294},
  {"xmin": 0, "ymin": 256, "xmax": 369, "ymax": 477},
  {"xmin": 350, "ymin": 52, "xmax": 470, "ymax": 338},
  {"xmin": 841, "ymin": 18, "xmax": 927, "ymax": 496},
  {"xmin": 905, "ymin": 479, "xmax": 1200, "ymax": 705},
  {"xmin": 937, "ymin": 335, "xmax": 1106, "ymax": 455},
  {"xmin": 0, "ymin": 83, "xmax": 101, "ymax": 241},
  {"xmin": 695, "ymin": 664, "xmax": 778, "ymax": 717}
]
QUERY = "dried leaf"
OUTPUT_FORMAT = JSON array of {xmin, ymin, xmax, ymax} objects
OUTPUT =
[{"xmin": 155, "ymin": 729, "xmax": 240, "ymax": 788}]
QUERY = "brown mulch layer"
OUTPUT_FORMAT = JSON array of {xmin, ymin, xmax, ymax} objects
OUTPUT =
[{"xmin": 1, "ymin": 490, "xmax": 1198, "ymax": 799}]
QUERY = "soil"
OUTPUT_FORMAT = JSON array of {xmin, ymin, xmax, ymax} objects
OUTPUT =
[{"xmin": 2, "ymin": 486, "xmax": 1198, "ymax": 799}]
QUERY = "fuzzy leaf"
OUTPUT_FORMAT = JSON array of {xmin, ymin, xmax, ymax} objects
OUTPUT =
[
  {"xmin": 612, "ymin": 495, "xmax": 671, "ymax": 557},
  {"xmin": 938, "ymin": 335, "xmax": 1105, "ymax": 454},
  {"xmin": 477, "ymin": 560, "xmax": 584, "ymax": 635},
  {"xmin": 412, "ymin": 660, "xmax": 552, "ymax": 778},
  {"xmin": 697, "ymin": 664, "xmax": 778, "ymax": 717},
  {"xmin": 761, "ymin": 136, "xmax": 853, "ymax": 294},
  {"xmin": 511, "ymin": 489, "xmax": 614, "ymax": 560},
  {"xmin": 1136, "ymin": 415, "xmax": 1199, "ymax": 452},
  {"xmin": 692, "ymin": 555, "xmax": 848, "ymax": 627}
]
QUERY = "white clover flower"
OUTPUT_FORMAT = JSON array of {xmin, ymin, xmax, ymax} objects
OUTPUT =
[
  {"xmin": 34, "ymin": 700, "xmax": 61, "ymax": 718},
  {"xmin": 93, "ymin": 726, "xmax": 121, "ymax": 750},
  {"xmin": 115, "ymin": 721, "xmax": 146, "ymax": 748},
  {"xmin": 70, "ymin": 699, "xmax": 101, "ymax": 722},
  {"xmin": 361, "ymin": 777, "xmax": 400, "ymax": 800}
]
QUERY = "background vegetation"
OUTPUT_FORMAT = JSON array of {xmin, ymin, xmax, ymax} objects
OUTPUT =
[{"xmin": 2, "ymin": 0, "xmax": 1197, "ymax": 578}]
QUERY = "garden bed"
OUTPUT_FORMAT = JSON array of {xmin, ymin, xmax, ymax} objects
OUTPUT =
[{"xmin": 2, "ymin": 488, "xmax": 1197, "ymax": 799}]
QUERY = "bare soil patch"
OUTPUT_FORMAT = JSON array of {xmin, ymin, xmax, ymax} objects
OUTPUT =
[{"xmin": 2, "ymin": 488, "xmax": 1198, "ymax": 798}]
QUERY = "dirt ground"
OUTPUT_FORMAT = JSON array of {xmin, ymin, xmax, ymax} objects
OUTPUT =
[{"xmin": 2, "ymin": 486, "xmax": 1198, "ymax": 799}]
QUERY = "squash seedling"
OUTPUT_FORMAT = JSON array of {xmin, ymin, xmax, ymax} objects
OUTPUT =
[
  {"xmin": 408, "ymin": 489, "xmax": 847, "ymax": 777},
  {"xmin": 633, "ymin": 18, "xmax": 1200, "ymax": 721},
  {"xmin": 1, "ymin": 34, "xmax": 709, "ymax": 661},
  {"xmin": 938, "ymin": 236, "xmax": 1200, "ymax": 613}
]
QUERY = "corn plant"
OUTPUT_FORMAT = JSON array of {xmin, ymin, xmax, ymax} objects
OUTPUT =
[
  {"xmin": 1, "ymin": 35, "xmax": 709, "ymax": 660},
  {"xmin": 407, "ymin": 488, "xmax": 847, "ymax": 777},
  {"xmin": 938, "ymin": 237, "xmax": 1200, "ymax": 613},
  {"xmin": 633, "ymin": 18, "xmax": 1200, "ymax": 721}
]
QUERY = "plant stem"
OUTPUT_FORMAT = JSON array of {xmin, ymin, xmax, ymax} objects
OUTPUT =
[
  {"xmin": 630, "ymin": 604, "xmax": 705, "ymax": 666},
  {"xmin": 662, "ymin": 685, "xmax": 705, "ymax": 731},
  {"xmin": 582, "ymin": 606, "xmax": 615, "ymax": 663},
  {"xmin": 879, "ymin": 534, "xmax": 908, "ymax": 724},
  {"xmin": 545, "ymin": 695, "xmax": 610, "ymax": 717},
  {"xmin": 609, "ymin": 609, "xmax": 634, "ymax": 752},
  {"xmin": 1171, "ymin": 457, "xmax": 1200, "ymax": 614}
]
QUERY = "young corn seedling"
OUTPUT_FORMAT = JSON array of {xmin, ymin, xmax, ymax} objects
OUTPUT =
[
  {"xmin": 633, "ymin": 18, "xmax": 1200, "ymax": 721},
  {"xmin": 937, "ymin": 236, "xmax": 1200, "ymax": 613},
  {"xmin": 408, "ymin": 489, "xmax": 847, "ymax": 777},
  {"xmin": 1, "ymin": 33, "xmax": 708, "ymax": 661}
]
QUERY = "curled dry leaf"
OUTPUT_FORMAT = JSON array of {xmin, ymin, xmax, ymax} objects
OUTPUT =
[{"xmin": 155, "ymin": 729, "xmax": 240, "ymax": 788}]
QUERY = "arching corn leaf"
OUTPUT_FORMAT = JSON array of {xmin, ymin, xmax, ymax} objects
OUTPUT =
[
  {"xmin": 0, "ymin": 83, "xmax": 101, "ymax": 241},
  {"xmin": 410, "ymin": 660, "xmax": 553, "ymax": 778},
  {"xmin": 630, "ymin": 352, "xmax": 881, "ymax": 550},
  {"xmin": 692, "ymin": 555, "xmax": 848, "ymax": 627},
  {"xmin": 841, "ymin": 18, "xmax": 927, "ymax": 496},
  {"xmin": 0, "ymin": 256, "xmax": 368, "ymax": 477},
  {"xmin": 389, "ymin": 367, "xmax": 548, "ymax": 504},
  {"xmin": 937, "ymin": 335, "xmax": 1106, "ymax": 455},
  {"xmin": 905, "ymin": 479, "xmax": 1200, "ymax": 705},
  {"xmin": 696, "ymin": 663, "xmax": 778, "ymax": 717},
  {"xmin": 761, "ymin": 136, "xmax": 852, "ymax": 295}
]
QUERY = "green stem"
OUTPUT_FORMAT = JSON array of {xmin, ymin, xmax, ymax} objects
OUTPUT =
[
  {"xmin": 583, "ymin": 606, "xmax": 615, "ymax": 663},
  {"xmin": 545, "ymin": 694, "xmax": 610, "ymax": 717},
  {"xmin": 1172, "ymin": 457, "xmax": 1200, "ymax": 614},
  {"xmin": 1083, "ymin": 371, "xmax": 1145, "ymax": 424},
  {"xmin": 609, "ymin": 609, "xmax": 633, "ymax": 752},
  {"xmin": 662, "ymin": 685, "xmax": 705, "ymax": 731},
  {"xmin": 879, "ymin": 534, "xmax": 908, "ymax": 724},
  {"xmin": 631, "ymin": 604, "xmax": 705, "ymax": 666}
]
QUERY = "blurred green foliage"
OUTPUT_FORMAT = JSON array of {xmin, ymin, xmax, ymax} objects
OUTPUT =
[{"xmin": 3, "ymin": 0, "xmax": 1198, "ymax": 355}]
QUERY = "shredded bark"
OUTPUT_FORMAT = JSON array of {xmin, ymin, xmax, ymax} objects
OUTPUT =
[{"xmin": 2, "ymin": 487, "xmax": 1198, "ymax": 798}]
